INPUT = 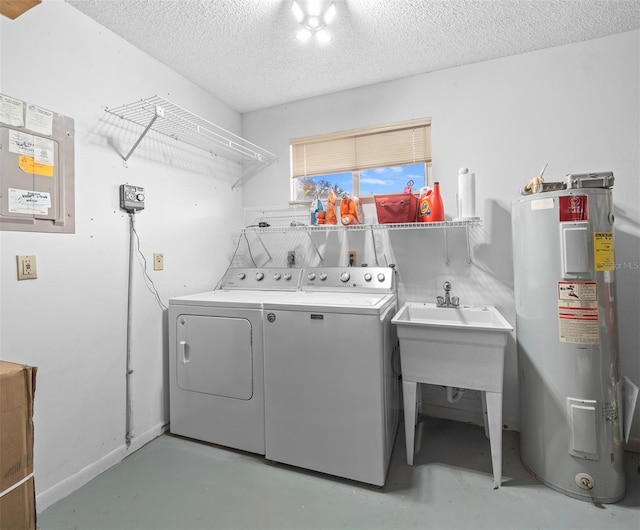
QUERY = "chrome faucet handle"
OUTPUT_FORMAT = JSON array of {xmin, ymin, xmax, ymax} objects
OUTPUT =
[
  {"xmin": 436, "ymin": 296, "xmax": 445, "ymax": 306},
  {"xmin": 443, "ymin": 281, "xmax": 451, "ymax": 292},
  {"xmin": 451, "ymin": 296, "xmax": 460, "ymax": 307}
]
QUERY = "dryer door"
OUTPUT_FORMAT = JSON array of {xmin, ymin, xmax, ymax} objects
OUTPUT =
[{"xmin": 176, "ymin": 315, "xmax": 253, "ymax": 399}]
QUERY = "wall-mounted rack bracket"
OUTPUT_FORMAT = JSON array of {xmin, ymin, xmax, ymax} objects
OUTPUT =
[{"xmin": 105, "ymin": 96, "xmax": 277, "ymax": 184}]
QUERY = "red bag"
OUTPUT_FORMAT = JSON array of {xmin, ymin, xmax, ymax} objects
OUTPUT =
[{"xmin": 374, "ymin": 194, "xmax": 418, "ymax": 224}]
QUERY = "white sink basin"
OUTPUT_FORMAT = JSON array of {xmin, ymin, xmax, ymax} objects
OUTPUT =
[
  {"xmin": 392, "ymin": 302, "xmax": 513, "ymax": 487},
  {"xmin": 391, "ymin": 301, "xmax": 513, "ymax": 392},
  {"xmin": 391, "ymin": 302, "xmax": 512, "ymax": 331}
]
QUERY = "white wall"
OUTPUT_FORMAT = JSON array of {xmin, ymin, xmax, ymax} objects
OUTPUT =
[
  {"xmin": 0, "ymin": 0, "xmax": 244, "ymax": 510},
  {"xmin": 1, "ymin": 0, "xmax": 638, "ymax": 513},
  {"xmin": 242, "ymin": 31, "xmax": 640, "ymax": 439}
]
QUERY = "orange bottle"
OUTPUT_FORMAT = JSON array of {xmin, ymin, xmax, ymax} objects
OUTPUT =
[
  {"xmin": 326, "ymin": 191, "xmax": 338, "ymax": 225},
  {"xmin": 418, "ymin": 182, "xmax": 445, "ymax": 222}
]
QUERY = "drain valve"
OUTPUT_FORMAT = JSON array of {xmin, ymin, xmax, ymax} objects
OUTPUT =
[{"xmin": 575, "ymin": 473, "xmax": 594, "ymax": 490}]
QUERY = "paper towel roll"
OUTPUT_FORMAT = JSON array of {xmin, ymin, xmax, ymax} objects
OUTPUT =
[{"xmin": 457, "ymin": 168, "xmax": 476, "ymax": 219}]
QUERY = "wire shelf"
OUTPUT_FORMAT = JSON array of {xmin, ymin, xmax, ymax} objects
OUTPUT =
[
  {"xmin": 242, "ymin": 219, "xmax": 482, "ymax": 233},
  {"xmin": 243, "ymin": 205, "xmax": 310, "ymax": 228},
  {"xmin": 105, "ymin": 96, "xmax": 277, "ymax": 185}
]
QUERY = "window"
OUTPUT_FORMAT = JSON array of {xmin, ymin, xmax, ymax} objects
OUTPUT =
[{"xmin": 290, "ymin": 118, "xmax": 431, "ymax": 202}]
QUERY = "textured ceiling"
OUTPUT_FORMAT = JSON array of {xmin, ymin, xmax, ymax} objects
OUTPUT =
[{"xmin": 65, "ymin": 0, "xmax": 640, "ymax": 113}]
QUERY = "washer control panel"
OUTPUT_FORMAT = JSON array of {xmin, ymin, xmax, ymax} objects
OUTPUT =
[{"xmin": 301, "ymin": 267, "xmax": 395, "ymax": 292}]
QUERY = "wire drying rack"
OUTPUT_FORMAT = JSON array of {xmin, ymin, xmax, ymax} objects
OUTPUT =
[{"xmin": 105, "ymin": 96, "xmax": 277, "ymax": 187}]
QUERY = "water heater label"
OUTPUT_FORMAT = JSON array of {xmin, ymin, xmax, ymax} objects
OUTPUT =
[
  {"xmin": 594, "ymin": 232, "xmax": 615, "ymax": 271},
  {"xmin": 559, "ymin": 195, "xmax": 588, "ymax": 222},
  {"xmin": 557, "ymin": 281, "xmax": 599, "ymax": 345}
]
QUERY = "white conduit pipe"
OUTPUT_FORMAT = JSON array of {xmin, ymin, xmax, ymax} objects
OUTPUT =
[{"xmin": 125, "ymin": 212, "xmax": 135, "ymax": 447}]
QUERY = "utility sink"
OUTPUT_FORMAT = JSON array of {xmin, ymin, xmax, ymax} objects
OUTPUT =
[
  {"xmin": 391, "ymin": 302, "xmax": 512, "ymax": 331},
  {"xmin": 391, "ymin": 301, "xmax": 513, "ymax": 487}
]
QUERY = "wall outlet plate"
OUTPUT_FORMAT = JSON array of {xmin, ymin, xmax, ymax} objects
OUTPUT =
[
  {"xmin": 348, "ymin": 250, "xmax": 357, "ymax": 266},
  {"xmin": 153, "ymin": 253, "xmax": 164, "ymax": 271},
  {"xmin": 17, "ymin": 255, "xmax": 37, "ymax": 280}
]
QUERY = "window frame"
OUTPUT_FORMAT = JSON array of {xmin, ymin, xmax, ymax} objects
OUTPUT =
[{"xmin": 290, "ymin": 118, "xmax": 432, "ymax": 204}]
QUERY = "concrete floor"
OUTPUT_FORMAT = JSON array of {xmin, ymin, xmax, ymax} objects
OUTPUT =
[{"xmin": 38, "ymin": 417, "xmax": 639, "ymax": 530}]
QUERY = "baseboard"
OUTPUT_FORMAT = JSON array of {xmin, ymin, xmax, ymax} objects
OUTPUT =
[
  {"xmin": 420, "ymin": 402, "xmax": 520, "ymax": 432},
  {"xmin": 624, "ymin": 436, "xmax": 640, "ymax": 453},
  {"xmin": 36, "ymin": 422, "xmax": 168, "ymax": 513},
  {"xmin": 422, "ymin": 403, "xmax": 639, "ymax": 453}
]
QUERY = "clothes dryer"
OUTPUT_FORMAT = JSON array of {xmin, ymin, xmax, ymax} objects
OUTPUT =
[
  {"xmin": 262, "ymin": 267, "xmax": 399, "ymax": 486},
  {"xmin": 168, "ymin": 268, "xmax": 301, "ymax": 454}
]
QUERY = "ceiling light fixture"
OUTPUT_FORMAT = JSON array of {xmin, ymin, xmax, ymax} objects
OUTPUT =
[{"xmin": 292, "ymin": 0, "xmax": 337, "ymax": 43}]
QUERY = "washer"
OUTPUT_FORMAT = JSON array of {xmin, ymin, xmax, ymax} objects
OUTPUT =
[
  {"xmin": 262, "ymin": 267, "xmax": 399, "ymax": 486},
  {"xmin": 168, "ymin": 268, "xmax": 302, "ymax": 455}
]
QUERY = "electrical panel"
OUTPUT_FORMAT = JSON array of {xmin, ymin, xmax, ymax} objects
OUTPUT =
[
  {"xmin": 119, "ymin": 184, "xmax": 145, "ymax": 212},
  {"xmin": 0, "ymin": 93, "xmax": 75, "ymax": 233}
]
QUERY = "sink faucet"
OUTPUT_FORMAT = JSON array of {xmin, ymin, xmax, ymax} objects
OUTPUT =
[{"xmin": 436, "ymin": 281, "xmax": 460, "ymax": 308}]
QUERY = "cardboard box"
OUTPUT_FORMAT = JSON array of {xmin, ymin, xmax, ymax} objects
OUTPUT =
[
  {"xmin": 0, "ymin": 361, "xmax": 37, "ymax": 530},
  {"xmin": 0, "ymin": 1, "xmax": 41, "ymax": 20}
]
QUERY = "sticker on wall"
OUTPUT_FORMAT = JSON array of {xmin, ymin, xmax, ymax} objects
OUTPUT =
[
  {"xmin": 9, "ymin": 130, "xmax": 55, "ymax": 176},
  {"xmin": 594, "ymin": 232, "xmax": 615, "ymax": 271},
  {"xmin": 559, "ymin": 195, "xmax": 588, "ymax": 222},
  {"xmin": 8, "ymin": 188, "xmax": 51, "ymax": 215},
  {"xmin": 557, "ymin": 281, "xmax": 599, "ymax": 345},
  {"xmin": 8, "ymin": 129, "xmax": 34, "ymax": 156},
  {"xmin": 25, "ymin": 103, "xmax": 53, "ymax": 136},
  {"xmin": 18, "ymin": 156, "xmax": 54, "ymax": 177},
  {"xmin": 0, "ymin": 93, "xmax": 24, "ymax": 127}
]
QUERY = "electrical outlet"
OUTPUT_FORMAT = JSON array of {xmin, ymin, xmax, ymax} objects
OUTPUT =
[
  {"xmin": 17, "ymin": 255, "xmax": 37, "ymax": 280},
  {"xmin": 287, "ymin": 251, "xmax": 296, "ymax": 267},
  {"xmin": 153, "ymin": 253, "xmax": 164, "ymax": 271},
  {"xmin": 348, "ymin": 251, "xmax": 357, "ymax": 266}
]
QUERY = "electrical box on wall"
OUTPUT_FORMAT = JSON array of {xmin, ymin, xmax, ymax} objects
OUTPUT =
[
  {"xmin": 119, "ymin": 184, "xmax": 145, "ymax": 212},
  {"xmin": 0, "ymin": 94, "xmax": 75, "ymax": 233}
]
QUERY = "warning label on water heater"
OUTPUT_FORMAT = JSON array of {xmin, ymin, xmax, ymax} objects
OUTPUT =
[
  {"xmin": 594, "ymin": 232, "xmax": 615, "ymax": 271},
  {"xmin": 559, "ymin": 195, "xmax": 588, "ymax": 222},
  {"xmin": 557, "ymin": 281, "xmax": 599, "ymax": 345}
]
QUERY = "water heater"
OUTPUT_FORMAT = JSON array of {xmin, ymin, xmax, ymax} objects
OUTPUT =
[{"xmin": 511, "ymin": 172, "xmax": 625, "ymax": 503}]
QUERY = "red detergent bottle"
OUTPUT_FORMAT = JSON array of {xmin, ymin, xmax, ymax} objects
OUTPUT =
[{"xmin": 418, "ymin": 182, "xmax": 445, "ymax": 222}]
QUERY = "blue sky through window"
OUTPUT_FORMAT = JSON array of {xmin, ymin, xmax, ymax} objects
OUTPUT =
[
  {"xmin": 295, "ymin": 163, "xmax": 426, "ymax": 200},
  {"xmin": 360, "ymin": 163, "xmax": 425, "ymax": 195}
]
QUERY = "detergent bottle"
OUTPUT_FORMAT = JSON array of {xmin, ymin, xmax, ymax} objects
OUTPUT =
[
  {"xmin": 340, "ymin": 195, "xmax": 364, "ymax": 225},
  {"xmin": 325, "ymin": 190, "xmax": 338, "ymax": 225},
  {"xmin": 418, "ymin": 182, "xmax": 445, "ymax": 222}
]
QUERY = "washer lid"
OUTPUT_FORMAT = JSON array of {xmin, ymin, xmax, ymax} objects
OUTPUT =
[
  {"xmin": 263, "ymin": 291, "xmax": 397, "ymax": 315},
  {"xmin": 169, "ymin": 289, "xmax": 298, "ymax": 308}
]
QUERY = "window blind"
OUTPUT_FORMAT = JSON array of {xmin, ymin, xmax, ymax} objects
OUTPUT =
[{"xmin": 291, "ymin": 118, "xmax": 431, "ymax": 179}]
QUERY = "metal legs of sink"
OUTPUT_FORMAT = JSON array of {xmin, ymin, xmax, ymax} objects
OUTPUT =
[{"xmin": 402, "ymin": 380, "xmax": 504, "ymax": 489}]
